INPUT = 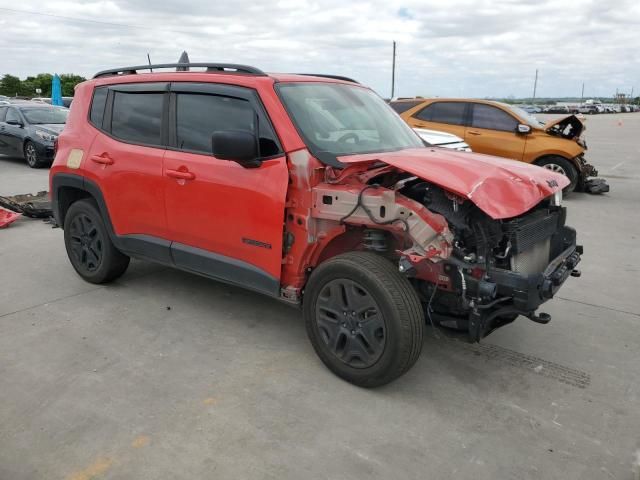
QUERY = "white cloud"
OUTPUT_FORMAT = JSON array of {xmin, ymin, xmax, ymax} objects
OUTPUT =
[{"xmin": 0, "ymin": 0, "xmax": 638, "ymax": 98}]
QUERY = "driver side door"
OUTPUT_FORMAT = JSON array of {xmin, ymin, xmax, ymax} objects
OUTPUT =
[{"xmin": 163, "ymin": 82, "xmax": 288, "ymax": 296}]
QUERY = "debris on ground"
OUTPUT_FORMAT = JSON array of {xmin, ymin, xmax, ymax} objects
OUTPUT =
[
  {"xmin": 583, "ymin": 178, "xmax": 610, "ymax": 194},
  {"xmin": 0, "ymin": 191, "xmax": 52, "ymax": 218},
  {"xmin": 0, "ymin": 208, "xmax": 21, "ymax": 228}
]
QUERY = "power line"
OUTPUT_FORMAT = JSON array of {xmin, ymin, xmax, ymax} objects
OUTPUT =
[{"xmin": 0, "ymin": 7, "xmax": 147, "ymax": 29}]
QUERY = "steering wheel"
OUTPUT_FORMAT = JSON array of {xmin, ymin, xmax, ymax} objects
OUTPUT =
[{"xmin": 336, "ymin": 132, "xmax": 361, "ymax": 144}]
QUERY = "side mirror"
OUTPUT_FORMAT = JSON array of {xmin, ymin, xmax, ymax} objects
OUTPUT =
[
  {"xmin": 6, "ymin": 119, "xmax": 23, "ymax": 127},
  {"xmin": 211, "ymin": 130, "xmax": 261, "ymax": 168},
  {"xmin": 517, "ymin": 124, "xmax": 531, "ymax": 134}
]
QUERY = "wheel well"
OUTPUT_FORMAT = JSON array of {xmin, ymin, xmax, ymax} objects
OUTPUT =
[
  {"xmin": 57, "ymin": 186, "xmax": 92, "ymax": 227},
  {"xmin": 534, "ymin": 154, "xmax": 579, "ymax": 171}
]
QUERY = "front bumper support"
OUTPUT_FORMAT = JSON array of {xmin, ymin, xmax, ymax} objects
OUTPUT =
[{"xmin": 468, "ymin": 227, "xmax": 582, "ymax": 341}]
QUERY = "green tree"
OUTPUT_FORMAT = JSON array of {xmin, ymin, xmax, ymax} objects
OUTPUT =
[
  {"xmin": 59, "ymin": 74, "xmax": 86, "ymax": 96},
  {"xmin": 0, "ymin": 73, "xmax": 86, "ymax": 98},
  {"xmin": 0, "ymin": 74, "xmax": 22, "ymax": 96}
]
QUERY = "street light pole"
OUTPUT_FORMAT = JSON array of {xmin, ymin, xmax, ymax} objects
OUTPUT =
[
  {"xmin": 532, "ymin": 69, "xmax": 538, "ymax": 102},
  {"xmin": 391, "ymin": 41, "xmax": 396, "ymax": 99}
]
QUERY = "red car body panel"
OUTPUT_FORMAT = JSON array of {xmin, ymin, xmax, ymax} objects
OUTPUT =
[
  {"xmin": 338, "ymin": 148, "xmax": 568, "ymax": 220},
  {"xmin": 163, "ymin": 150, "xmax": 289, "ymax": 279}
]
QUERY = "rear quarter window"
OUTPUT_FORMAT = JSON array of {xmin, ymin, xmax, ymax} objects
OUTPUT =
[{"xmin": 89, "ymin": 87, "xmax": 107, "ymax": 128}]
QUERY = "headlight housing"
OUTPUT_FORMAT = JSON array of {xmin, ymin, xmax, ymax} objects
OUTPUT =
[{"xmin": 34, "ymin": 130, "xmax": 57, "ymax": 142}]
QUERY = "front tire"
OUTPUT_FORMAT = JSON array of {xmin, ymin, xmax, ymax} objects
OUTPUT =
[
  {"xmin": 24, "ymin": 140, "xmax": 46, "ymax": 168},
  {"xmin": 63, "ymin": 199, "xmax": 130, "ymax": 284},
  {"xmin": 535, "ymin": 156, "xmax": 579, "ymax": 193},
  {"xmin": 304, "ymin": 252, "xmax": 424, "ymax": 388}
]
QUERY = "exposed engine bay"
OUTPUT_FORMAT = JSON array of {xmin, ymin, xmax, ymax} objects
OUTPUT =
[
  {"xmin": 544, "ymin": 114, "xmax": 585, "ymax": 140},
  {"xmin": 397, "ymin": 178, "xmax": 581, "ymax": 340},
  {"xmin": 311, "ymin": 170, "xmax": 583, "ymax": 342}
]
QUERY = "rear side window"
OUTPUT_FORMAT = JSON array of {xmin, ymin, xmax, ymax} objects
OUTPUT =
[
  {"xmin": 175, "ymin": 93, "xmax": 280, "ymax": 157},
  {"xmin": 389, "ymin": 100, "xmax": 424, "ymax": 114},
  {"xmin": 111, "ymin": 92, "xmax": 164, "ymax": 146},
  {"xmin": 471, "ymin": 104, "xmax": 518, "ymax": 132},
  {"xmin": 415, "ymin": 102, "xmax": 466, "ymax": 125},
  {"xmin": 89, "ymin": 87, "xmax": 107, "ymax": 128},
  {"xmin": 0, "ymin": 107, "xmax": 7, "ymax": 122}
]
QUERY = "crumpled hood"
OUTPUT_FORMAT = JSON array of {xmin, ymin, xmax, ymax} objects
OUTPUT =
[
  {"xmin": 338, "ymin": 148, "xmax": 568, "ymax": 219},
  {"xmin": 543, "ymin": 114, "xmax": 584, "ymax": 139}
]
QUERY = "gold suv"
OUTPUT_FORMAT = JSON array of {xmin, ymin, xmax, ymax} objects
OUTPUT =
[{"xmin": 390, "ymin": 98, "xmax": 608, "ymax": 193}]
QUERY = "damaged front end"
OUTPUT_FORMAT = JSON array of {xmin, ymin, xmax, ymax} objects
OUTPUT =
[
  {"xmin": 397, "ymin": 179, "xmax": 582, "ymax": 341},
  {"xmin": 545, "ymin": 115, "xmax": 609, "ymax": 194},
  {"xmin": 308, "ymin": 163, "xmax": 582, "ymax": 342}
]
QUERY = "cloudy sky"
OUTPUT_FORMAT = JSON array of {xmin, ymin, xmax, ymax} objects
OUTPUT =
[{"xmin": 1, "ymin": 0, "xmax": 638, "ymax": 98}]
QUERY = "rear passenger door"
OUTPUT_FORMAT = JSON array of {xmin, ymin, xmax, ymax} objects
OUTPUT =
[
  {"xmin": 163, "ymin": 83, "xmax": 288, "ymax": 296},
  {"xmin": 409, "ymin": 101, "xmax": 468, "ymax": 139},
  {"xmin": 465, "ymin": 103, "xmax": 525, "ymax": 160},
  {"xmin": 85, "ymin": 83, "xmax": 170, "ymax": 252}
]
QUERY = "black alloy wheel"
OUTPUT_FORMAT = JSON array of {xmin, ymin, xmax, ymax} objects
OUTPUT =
[{"xmin": 315, "ymin": 278, "xmax": 386, "ymax": 368}]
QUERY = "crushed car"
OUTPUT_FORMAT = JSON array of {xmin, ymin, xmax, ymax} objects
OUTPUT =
[
  {"xmin": 50, "ymin": 63, "xmax": 583, "ymax": 387},
  {"xmin": 391, "ymin": 98, "xmax": 609, "ymax": 194}
]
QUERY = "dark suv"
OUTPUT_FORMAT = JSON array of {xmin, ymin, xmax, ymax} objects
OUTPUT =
[{"xmin": 50, "ymin": 63, "xmax": 582, "ymax": 387}]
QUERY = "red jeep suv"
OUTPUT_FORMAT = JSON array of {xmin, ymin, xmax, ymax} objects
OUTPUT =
[{"xmin": 50, "ymin": 63, "xmax": 582, "ymax": 387}]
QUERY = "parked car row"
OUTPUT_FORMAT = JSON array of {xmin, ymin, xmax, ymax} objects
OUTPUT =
[
  {"xmin": 0, "ymin": 96, "xmax": 73, "ymax": 107},
  {"xmin": 543, "ymin": 104, "xmax": 639, "ymax": 114}
]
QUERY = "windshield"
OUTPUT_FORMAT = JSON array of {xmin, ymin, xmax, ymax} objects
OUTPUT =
[
  {"xmin": 278, "ymin": 83, "xmax": 424, "ymax": 156},
  {"xmin": 21, "ymin": 108, "xmax": 68, "ymax": 125},
  {"xmin": 505, "ymin": 104, "xmax": 545, "ymax": 128}
]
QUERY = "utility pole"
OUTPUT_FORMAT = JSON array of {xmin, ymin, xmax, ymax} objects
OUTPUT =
[
  {"xmin": 580, "ymin": 82, "xmax": 584, "ymax": 104},
  {"xmin": 391, "ymin": 41, "xmax": 396, "ymax": 99},
  {"xmin": 532, "ymin": 69, "xmax": 538, "ymax": 102}
]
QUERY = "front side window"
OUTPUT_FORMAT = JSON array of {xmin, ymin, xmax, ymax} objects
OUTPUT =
[
  {"xmin": 111, "ymin": 92, "xmax": 163, "ymax": 146},
  {"xmin": 0, "ymin": 107, "xmax": 7, "ymax": 122},
  {"xmin": 5, "ymin": 108, "xmax": 21, "ymax": 124},
  {"xmin": 278, "ymin": 83, "xmax": 423, "ymax": 156},
  {"xmin": 175, "ymin": 93, "xmax": 281, "ymax": 157},
  {"xmin": 471, "ymin": 104, "xmax": 518, "ymax": 132},
  {"xmin": 22, "ymin": 108, "xmax": 68, "ymax": 125},
  {"xmin": 415, "ymin": 102, "xmax": 467, "ymax": 125}
]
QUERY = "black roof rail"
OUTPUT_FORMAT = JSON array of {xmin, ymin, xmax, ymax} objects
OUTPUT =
[
  {"xmin": 93, "ymin": 63, "xmax": 266, "ymax": 79},
  {"xmin": 294, "ymin": 73, "xmax": 360, "ymax": 84}
]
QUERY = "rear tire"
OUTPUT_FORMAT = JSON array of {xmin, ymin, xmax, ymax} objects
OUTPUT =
[
  {"xmin": 535, "ymin": 156, "xmax": 579, "ymax": 193},
  {"xmin": 24, "ymin": 140, "xmax": 46, "ymax": 168},
  {"xmin": 304, "ymin": 251, "xmax": 424, "ymax": 388},
  {"xmin": 63, "ymin": 199, "xmax": 130, "ymax": 284}
]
